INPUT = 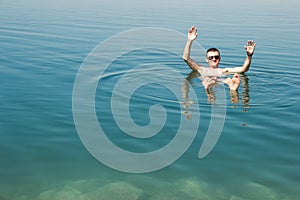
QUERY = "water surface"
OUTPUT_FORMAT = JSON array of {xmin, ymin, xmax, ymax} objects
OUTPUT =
[{"xmin": 1, "ymin": 0, "xmax": 300, "ymax": 199}]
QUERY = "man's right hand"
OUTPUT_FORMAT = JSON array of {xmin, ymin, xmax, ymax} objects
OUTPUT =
[{"xmin": 188, "ymin": 26, "xmax": 198, "ymax": 41}]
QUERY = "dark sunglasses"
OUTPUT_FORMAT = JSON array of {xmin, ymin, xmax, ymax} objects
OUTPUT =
[{"xmin": 207, "ymin": 55, "xmax": 220, "ymax": 60}]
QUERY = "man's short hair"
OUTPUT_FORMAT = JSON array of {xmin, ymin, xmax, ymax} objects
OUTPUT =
[{"xmin": 206, "ymin": 48, "xmax": 220, "ymax": 56}]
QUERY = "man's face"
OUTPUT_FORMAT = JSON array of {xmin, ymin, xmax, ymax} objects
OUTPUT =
[{"xmin": 206, "ymin": 51, "xmax": 221, "ymax": 68}]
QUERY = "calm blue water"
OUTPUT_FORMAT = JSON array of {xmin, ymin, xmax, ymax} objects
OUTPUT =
[{"xmin": 1, "ymin": 0, "xmax": 300, "ymax": 199}]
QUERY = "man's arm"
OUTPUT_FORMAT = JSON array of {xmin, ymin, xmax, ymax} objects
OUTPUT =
[
  {"xmin": 224, "ymin": 40, "xmax": 256, "ymax": 74},
  {"xmin": 182, "ymin": 26, "xmax": 203, "ymax": 72}
]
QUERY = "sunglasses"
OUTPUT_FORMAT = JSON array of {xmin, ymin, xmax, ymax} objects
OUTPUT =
[{"xmin": 207, "ymin": 55, "xmax": 220, "ymax": 60}]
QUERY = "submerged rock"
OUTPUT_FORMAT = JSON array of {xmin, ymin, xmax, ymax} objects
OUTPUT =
[
  {"xmin": 175, "ymin": 177, "xmax": 211, "ymax": 200},
  {"xmin": 37, "ymin": 189, "xmax": 56, "ymax": 200},
  {"xmin": 149, "ymin": 191, "xmax": 192, "ymax": 200},
  {"xmin": 12, "ymin": 195, "xmax": 29, "ymax": 200},
  {"xmin": 229, "ymin": 195, "xmax": 249, "ymax": 200},
  {"xmin": 37, "ymin": 186, "xmax": 88, "ymax": 200},
  {"xmin": 86, "ymin": 181, "xmax": 143, "ymax": 200},
  {"xmin": 125, "ymin": 174, "xmax": 173, "ymax": 196},
  {"xmin": 67, "ymin": 178, "xmax": 109, "ymax": 193},
  {"xmin": 240, "ymin": 182, "xmax": 281, "ymax": 200}
]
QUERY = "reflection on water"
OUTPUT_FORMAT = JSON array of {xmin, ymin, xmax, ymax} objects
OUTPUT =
[
  {"xmin": 240, "ymin": 75, "xmax": 250, "ymax": 112},
  {"xmin": 181, "ymin": 71, "xmax": 251, "ymax": 114}
]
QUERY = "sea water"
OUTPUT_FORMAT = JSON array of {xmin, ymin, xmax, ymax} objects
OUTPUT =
[{"xmin": 1, "ymin": 0, "xmax": 300, "ymax": 199}]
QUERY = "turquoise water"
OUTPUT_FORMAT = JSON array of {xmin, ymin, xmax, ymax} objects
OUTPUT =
[{"xmin": 1, "ymin": 0, "xmax": 300, "ymax": 199}]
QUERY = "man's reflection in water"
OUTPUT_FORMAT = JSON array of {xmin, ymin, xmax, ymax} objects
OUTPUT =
[
  {"xmin": 240, "ymin": 74, "xmax": 250, "ymax": 112},
  {"xmin": 229, "ymin": 74, "xmax": 250, "ymax": 111},
  {"xmin": 181, "ymin": 71, "xmax": 250, "ymax": 119}
]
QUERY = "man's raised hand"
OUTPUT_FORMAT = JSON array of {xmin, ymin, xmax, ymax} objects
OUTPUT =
[
  {"xmin": 188, "ymin": 26, "xmax": 198, "ymax": 41},
  {"xmin": 244, "ymin": 40, "xmax": 256, "ymax": 56}
]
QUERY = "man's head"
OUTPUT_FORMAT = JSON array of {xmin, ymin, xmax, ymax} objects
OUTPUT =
[{"xmin": 206, "ymin": 48, "xmax": 221, "ymax": 68}]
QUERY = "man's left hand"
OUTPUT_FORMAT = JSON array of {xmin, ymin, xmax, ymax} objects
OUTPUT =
[{"xmin": 244, "ymin": 40, "xmax": 256, "ymax": 56}]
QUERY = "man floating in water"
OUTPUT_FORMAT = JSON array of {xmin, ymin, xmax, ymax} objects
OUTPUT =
[{"xmin": 182, "ymin": 26, "xmax": 256, "ymax": 91}]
